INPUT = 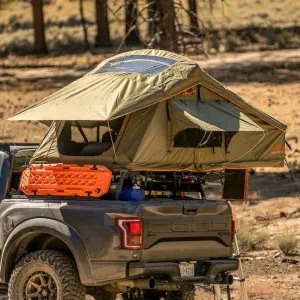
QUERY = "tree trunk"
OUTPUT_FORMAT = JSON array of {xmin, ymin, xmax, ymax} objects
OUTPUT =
[
  {"xmin": 95, "ymin": 0, "xmax": 111, "ymax": 47},
  {"xmin": 188, "ymin": 0, "xmax": 199, "ymax": 34},
  {"xmin": 79, "ymin": 0, "xmax": 90, "ymax": 50},
  {"xmin": 155, "ymin": 0, "xmax": 178, "ymax": 52},
  {"xmin": 146, "ymin": 0, "xmax": 158, "ymax": 41},
  {"xmin": 125, "ymin": 0, "xmax": 140, "ymax": 45},
  {"xmin": 31, "ymin": 0, "xmax": 47, "ymax": 53}
]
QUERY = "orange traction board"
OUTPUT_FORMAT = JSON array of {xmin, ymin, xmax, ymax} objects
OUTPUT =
[{"xmin": 20, "ymin": 164, "xmax": 112, "ymax": 198}]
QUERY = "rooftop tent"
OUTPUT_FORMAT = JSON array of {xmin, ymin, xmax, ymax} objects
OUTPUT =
[{"xmin": 9, "ymin": 49, "xmax": 287, "ymax": 171}]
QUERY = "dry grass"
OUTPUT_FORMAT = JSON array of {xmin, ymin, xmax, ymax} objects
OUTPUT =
[
  {"xmin": 237, "ymin": 227, "xmax": 269, "ymax": 251},
  {"xmin": 0, "ymin": 0, "xmax": 300, "ymax": 55},
  {"xmin": 2, "ymin": 0, "xmax": 299, "ymax": 32},
  {"xmin": 276, "ymin": 234, "xmax": 299, "ymax": 255},
  {"xmin": 184, "ymin": 0, "xmax": 300, "ymax": 29},
  {"xmin": 0, "ymin": 0, "xmax": 125, "ymax": 55},
  {"xmin": 245, "ymin": 281, "xmax": 284, "ymax": 298}
]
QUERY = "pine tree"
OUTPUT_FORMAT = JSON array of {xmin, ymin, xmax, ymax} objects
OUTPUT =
[
  {"xmin": 95, "ymin": 0, "xmax": 111, "ymax": 47},
  {"xmin": 31, "ymin": 0, "xmax": 48, "ymax": 53}
]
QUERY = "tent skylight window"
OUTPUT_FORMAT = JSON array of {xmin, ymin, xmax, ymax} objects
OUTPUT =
[{"xmin": 97, "ymin": 55, "xmax": 177, "ymax": 75}]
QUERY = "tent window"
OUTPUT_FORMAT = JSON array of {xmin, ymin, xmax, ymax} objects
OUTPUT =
[
  {"xmin": 174, "ymin": 129, "xmax": 222, "ymax": 148},
  {"xmin": 58, "ymin": 118, "xmax": 124, "ymax": 156},
  {"xmin": 97, "ymin": 55, "xmax": 177, "ymax": 75}
]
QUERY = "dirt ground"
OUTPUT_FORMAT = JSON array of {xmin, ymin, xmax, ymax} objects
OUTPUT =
[{"xmin": 0, "ymin": 49, "xmax": 299, "ymax": 299}]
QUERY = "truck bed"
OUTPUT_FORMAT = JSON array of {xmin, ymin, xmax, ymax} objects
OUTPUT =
[{"xmin": 0, "ymin": 196, "xmax": 235, "ymax": 285}]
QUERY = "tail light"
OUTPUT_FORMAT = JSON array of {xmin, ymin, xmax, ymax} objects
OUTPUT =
[
  {"xmin": 231, "ymin": 219, "xmax": 236, "ymax": 245},
  {"xmin": 116, "ymin": 217, "xmax": 143, "ymax": 250}
]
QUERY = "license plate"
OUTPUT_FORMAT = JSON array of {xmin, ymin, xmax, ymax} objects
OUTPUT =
[{"xmin": 179, "ymin": 262, "xmax": 195, "ymax": 277}]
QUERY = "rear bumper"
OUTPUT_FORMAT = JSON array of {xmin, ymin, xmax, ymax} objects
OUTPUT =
[{"xmin": 128, "ymin": 259, "xmax": 238, "ymax": 284}]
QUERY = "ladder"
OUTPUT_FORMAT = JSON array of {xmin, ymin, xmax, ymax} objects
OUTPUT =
[{"xmin": 213, "ymin": 232, "xmax": 249, "ymax": 300}]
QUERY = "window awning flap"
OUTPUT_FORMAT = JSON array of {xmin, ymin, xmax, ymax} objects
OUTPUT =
[{"xmin": 171, "ymin": 100, "xmax": 263, "ymax": 132}]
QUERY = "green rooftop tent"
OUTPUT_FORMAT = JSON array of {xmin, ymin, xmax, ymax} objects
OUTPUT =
[{"xmin": 9, "ymin": 49, "xmax": 286, "ymax": 171}]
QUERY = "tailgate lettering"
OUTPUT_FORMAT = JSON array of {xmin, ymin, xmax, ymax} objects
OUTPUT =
[
  {"xmin": 147, "ymin": 221, "xmax": 213, "ymax": 233},
  {"xmin": 212, "ymin": 222, "xmax": 228, "ymax": 231},
  {"xmin": 148, "ymin": 222, "xmax": 171, "ymax": 233},
  {"xmin": 192, "ymin": 221, "xmax": 211, "ymax": 232},
  {"xmin": 171, "ymin": 223, "xmax": 191, "ymax": 232}
]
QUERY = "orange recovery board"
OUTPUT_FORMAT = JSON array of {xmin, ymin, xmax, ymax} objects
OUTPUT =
[{"xmin": 20, "ymin": 164, "xmax": 112, "ymax": 198}]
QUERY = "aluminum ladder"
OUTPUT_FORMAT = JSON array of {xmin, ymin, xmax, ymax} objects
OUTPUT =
[{"xmin": 213, "ymin": 233, "xmax": 249, "ymax": 300}]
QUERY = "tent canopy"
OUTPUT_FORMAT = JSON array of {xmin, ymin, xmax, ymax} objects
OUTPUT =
[
  {"xmin": 9, "ymin": 49, "xmax": 286, "ymax": 132},
  {"xmin": 9, "ymin": 50, "xmax": 287, "ymax": 171}
]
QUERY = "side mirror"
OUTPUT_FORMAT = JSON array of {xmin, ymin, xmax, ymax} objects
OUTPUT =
[{"xmin": 0, "ymin": 147, "xmax": 13, "ymax": 200}]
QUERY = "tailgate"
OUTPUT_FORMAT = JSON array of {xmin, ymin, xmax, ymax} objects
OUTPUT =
[{"xmin": 140, "ymin": 200, "xmax": 233, "ymax": 262}]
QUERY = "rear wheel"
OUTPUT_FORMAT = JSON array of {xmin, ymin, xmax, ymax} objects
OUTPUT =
[{"xmin": 8, "ymin": 250, "xmax": 87, "ymax": 300}]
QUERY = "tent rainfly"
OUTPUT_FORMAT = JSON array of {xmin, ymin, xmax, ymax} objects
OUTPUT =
[{"xmin": 9, "ymin": 49, "xmax": 287, "ymax": 172}]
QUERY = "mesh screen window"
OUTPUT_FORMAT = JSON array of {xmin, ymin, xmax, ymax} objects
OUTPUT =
[{"xmin": 174, "ymin": 129, "xmax": 222, "ymax": 148}]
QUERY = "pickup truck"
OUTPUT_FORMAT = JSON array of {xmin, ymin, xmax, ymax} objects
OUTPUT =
[{"xmin": 0, "ymin": 143, "xmax": 238, "ymax": 300}]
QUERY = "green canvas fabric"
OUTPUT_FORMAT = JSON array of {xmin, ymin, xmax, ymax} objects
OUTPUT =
[
  {"xmin": 9, "ymin": 50, "xmax": 199, "ymax": 121},
  {"xmin": 170, "ymin": 100, "xmax": 263, "ymax": 132},
  {"xmin": 30, "ymin": 101, "xmax": 285, "ymax": 171},
  {"xmin": 9, "ymin": 49, "xmax": 286, "ymax": 132},
  {"xmin": 9, "ymin": 49, "xmax": 286, "ymax": 171}
]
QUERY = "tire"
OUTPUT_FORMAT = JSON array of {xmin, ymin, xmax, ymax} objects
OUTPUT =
[{"xmin": 8, "ymin": 250, "xmax": 87, "ymax": 300}]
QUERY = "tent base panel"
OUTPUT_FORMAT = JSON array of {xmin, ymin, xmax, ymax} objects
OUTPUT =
[{"xmin": 121, "ymin": 160, "xmax": 284, "ymax": 172}]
